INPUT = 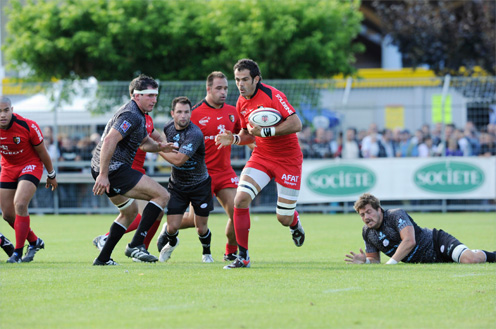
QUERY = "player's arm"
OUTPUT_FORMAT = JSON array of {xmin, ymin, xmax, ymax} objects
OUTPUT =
[
  {"xmin": 33, "ymin": 140, "xmax": 58, "ymax": 190},
  {"xmin": 247, "ymin": 113, "xmax": 302, "ymax": 138},
  {"xmin": 140, "ymin": 135, "xmax": 177, "ymax": 153},
  {"xmin": 158, "ymin": 151, "xmax": 189, "ymax": 167},
  {"xmin": 93, "ymin": 128, "xmax": 121, "ymax": 195},
  {"xmin": 215, "ymin": 128, "xmax": 255, "ymax": 149},
  {"xmin": 345, "ymin": 248, "xmax": 381, "ymax": 264},
  {"xmin": 149, "ymin": 128, "xmax": 166, "ymax": 143},
  {"xmin": 387, "ymin": 226, "xmax": 416, "ymax": 264}
]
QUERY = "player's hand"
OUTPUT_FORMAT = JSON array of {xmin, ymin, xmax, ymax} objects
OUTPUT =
[
  {"xmin": 345, "ymin": 248, "xmax": 367, "ymax": 264},
  {"xmin": 46, "ymin": 177, "xmax": 58, "ymax": 191},
  {"xmin": 93, "ymin": 175, "xmax": 110, "ymax": 195},
  {"xmin": 247, "ymin": 123, "xmax": 261, "ymax": 137},
  {"xmin": 215, "ymin": 131, "xmax": 233, "ymax": 149},
  {"xmin": 158, "ymin": 141, "xmax": 179, "ymax": 153}
]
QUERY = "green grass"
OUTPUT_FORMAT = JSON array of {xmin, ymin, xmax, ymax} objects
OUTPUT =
[{"xmin": 1, "ymin": 212, "xmax": 495, "ymax": 329}]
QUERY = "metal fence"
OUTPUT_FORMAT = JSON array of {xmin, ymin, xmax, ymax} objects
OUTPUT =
[{"xmin": 1, "ymin": 75, "xmax": 495, "ymax": 213}]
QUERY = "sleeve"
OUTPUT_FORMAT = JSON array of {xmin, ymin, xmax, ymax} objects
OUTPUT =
[
  {"xmin": 112, "ymin": 112, "xmax": 140, "ymax": 139},
  {"xmin": 271, "ymin": 90, "xmax": 296, "ymax": 119},
  {"xmin": 393, "ymin": 210, "xmax": 414, "ymax": 231},
  {"xmin": 362, "ymin": 227, "xmax": 378, "ymax": 253},
  {"xmin": 179, "ymin": 126, "xmax": 203, "ymax": 158},
  {"xmin": 28, "ymin": 120, "xmax": 44, "ymax": 146}
]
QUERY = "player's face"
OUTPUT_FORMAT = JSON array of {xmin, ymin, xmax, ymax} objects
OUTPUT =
[
  {"xmin": 358, "ymin": 204, "xmax": 383, "ymax": 229},
  {"xmin": 134, "ymin": 88, "xmax": 158, "ymax": 113},
  {"xmin": 172, "ymin": 103, "xmax": 191, "ymax": 129},
  {"xmin": 207, "ymin": 77, "xmax": 228, "ymax": 107},
  {"xmin": 235, "ymin": 69, "xmax": 259, "ymax": 99},
  {"xmin": 0, "ymin": 102, "xmax": 13, "ymax": 129}
]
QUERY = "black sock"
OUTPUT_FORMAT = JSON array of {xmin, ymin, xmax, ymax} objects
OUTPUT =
[
  {"xmin": 129, "ymin": 202, "xmax": 163, "ymax": 247},
  {"xmin": 483, "ymin": 250, "xmax": 496, "ymax": 262},
  {"xmin": 14, "ymin": 247, "xmax": 23, "ymax": 256},
  {"xmin": 166, "ymin": 230, "xmax": 179, "ymax": 247},
  {"xmin": 238, "ymin": 246, "xmax": 248, "ymax": 259},
  {"xmin": 98, "ymin": 222, "xmax": 126, "ymax": 262},
  {"xmin": 198, "ymin": 229, "xmax": 212, "ymax": 255}
]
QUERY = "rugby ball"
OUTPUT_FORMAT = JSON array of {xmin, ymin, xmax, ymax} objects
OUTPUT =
[{"xmin": 248, "ymin": 107, "xmax": 282, "ymax": 127}]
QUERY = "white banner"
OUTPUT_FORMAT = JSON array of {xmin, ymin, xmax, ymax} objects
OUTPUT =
[{"xmin": 299, "ymin": 157, "xmax": 496, "ymax": 203}]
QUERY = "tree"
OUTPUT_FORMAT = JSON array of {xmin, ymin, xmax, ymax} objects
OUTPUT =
[
  {"xmin": 372, "ymin": 0, "xmax": 496, "ymax": 76},
  {"xmin": 3, "ymin": 0, "xmax": 364, "ymax": 81}
]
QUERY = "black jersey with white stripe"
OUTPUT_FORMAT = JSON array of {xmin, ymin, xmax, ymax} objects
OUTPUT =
[
  {"xmin": 91, "ymin": 100, "xmax": 147, "ymax": 173},
  {"xmin": 362, "ymin": 208, "xmax": 436, "ymax": 263},
  {"xmin": 163, "ymin": 120, "xmax": 208, "ymax": 188}
]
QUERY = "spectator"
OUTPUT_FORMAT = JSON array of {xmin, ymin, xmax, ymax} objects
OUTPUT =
[
  {"xmin": 338, "ymin": 127, "xmax": 362, "ymax": 159},
  {"xmin": 479, "ymin": 132, "xmax": 496, "ymax": 156},
  {"xmin": 378, "ymin": 128, "xmax": 396, "ymax": 158},
  {"xmin": 445, "ymin": 137, "xmax": 463, "ymax": 156},
  {"xmin": 396, "ymin": 129, "xmax": 411, "ymax": 157},
  {"xmin": 361, "ymin": 123, "xmax": 382, "ymax": 158},
  {"xmin": 417, "ymin": 135, "xmax": 435, "ymax": 157},
  {"xmin": 297, "ymin": 125, "xmax": 313, "ymax": 158},
  {"xmin": 58, "ymin": 136, "xmax": 81, "ymax": 172},
  {"xmin": 310, "ymin": 127, "xmax": 333, "ymax": 158},
  {"xmin": 455, "ymin": 128, "xmax": 471, "ymax": 156},
  {"xmin": 464, "ymin": 122, "xmax": 480, "ymax": 156},
  {"xmin": 42, "ymin": 126, "xmax": 59, "ymax": 161}
]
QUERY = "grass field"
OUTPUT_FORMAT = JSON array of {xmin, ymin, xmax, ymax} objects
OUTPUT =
[{"xmin": 0, "ymin": 212, "xmax": 494, "ymax": 329}]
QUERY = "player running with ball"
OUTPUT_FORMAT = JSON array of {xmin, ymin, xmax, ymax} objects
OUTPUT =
[{"xmin": 216, "ymin": 59, "xmax": 305, "ymax": 269}]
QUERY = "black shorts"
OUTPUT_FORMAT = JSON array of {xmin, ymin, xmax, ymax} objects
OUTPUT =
[
  {"xmin": 91, "ymin": 165, "xmax": 143, "ymax": 198},
  {"xmin": 167, "ymin": 176, "xmax": 214, "ymax": 217},
  {"xmin": 432, "ymin": 228, "xmax": 464, "ymax": 263}
]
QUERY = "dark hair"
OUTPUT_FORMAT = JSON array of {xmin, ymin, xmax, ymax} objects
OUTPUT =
[
  {"xmin": 129, "ymin": 74, "xmax": 159, "ymax": 96},
  {"xmin": 354, "ymin": 193, "xmax": 381, "ymax": 213},
  {"xmin": 207, "ymin": 71, "xmax": 227, "ymax": 88},
  {"xmin": 171, "ymin": 96, "xmax": 192, "ymax": 112},
  {"xmin": 233, "ymin": 59, "xmax": 262, "ymax": 80}
]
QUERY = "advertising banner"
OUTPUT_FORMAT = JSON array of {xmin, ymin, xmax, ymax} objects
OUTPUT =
[{"xmin": 299, "ymin": 157, "xmax": 496, "ymax": 203}]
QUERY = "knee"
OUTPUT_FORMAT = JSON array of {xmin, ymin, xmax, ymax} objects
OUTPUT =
[
  {"xmin": 460, "ymin": 250, "xmax": 486, "ymax": 263},
  {"xmin": 234, "ymin": 193, "xmax": 251, "ymax": 209},
  {"xmin": 14, "ymin": 201, "xmax": 29, "ymax": 214},
  {"xmin": 276, "ymin": 214, "xmax": 293, "ymax": 226}
]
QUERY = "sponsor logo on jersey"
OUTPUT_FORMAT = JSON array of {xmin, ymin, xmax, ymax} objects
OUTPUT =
[
  {"xmin": 414, "ymin": 161, "xmax": 484, "ymax": 193},
  {"xmin": 383, "ymin": 239, "xmax": 390, "ymax": 247},
  {"xmin": 217, "ymin": 117, "xmax": 223, "ymax": 120},
  {"xmin": 173, "ymin": 134, "xmax": 180, "ymax": 142},
  {"xmin": 306, "ymin": 164, "xmax": 376, "ymax": 196},
  {"xmin": 0, "ymin": 137, "xmax": 6, "ymax": 140},
  {"xmin": 217, "ymin": 124, "xmax": 226, "ymax": 134},
  {"xmin": 199, "ymin": 116, "xmax": 210, "ymax": 126},
  {"xmin": 229, "ymin": 115, "xmax": 235, "ymax": 122},
  {"xmin": 31, "ymin": 123, "xmax": 43, "ymax": 141},
  {"xmin": 13, "ymin": 136, "xmax": 21, "ymax": 144},
  {"xmin": 113, "ymin": 188, "xmax": 121, "ymax": 194},
  {"xmin": 182, "ymin": 143, "xmax": 193, "ymax": 152},
  {"xmin": 120, "ymin": 120, "xmax": 131, "ymax": 133},
  {"xmin": 276, "ymin": 94, "xmax": 293, "ymax": 115}
]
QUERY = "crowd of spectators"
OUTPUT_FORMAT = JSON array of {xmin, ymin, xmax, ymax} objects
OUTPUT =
[{"xmin": 298, "ymin": 122, "xmax": 496, "ymax": 159}]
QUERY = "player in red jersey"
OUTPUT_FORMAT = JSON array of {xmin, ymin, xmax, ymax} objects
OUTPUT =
[
  {"xmin": 92, "ymin": 99, "xmax": 166, "ymax": 258},
  {"xmin": 157, "ymin": 71, "xmax": 242, "ymax": 261},
  {"xmin": 216, "ymin": 59, "xmax": 305, "ymax": 269},
  {"xmin": 0, "ymin": 97, "xmax": 58, "ymax": 263}
]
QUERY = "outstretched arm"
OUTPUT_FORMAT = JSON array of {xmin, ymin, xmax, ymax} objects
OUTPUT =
[{"xmin": 345, "ymin": 248, "xmax": 380, "ymax": 264}]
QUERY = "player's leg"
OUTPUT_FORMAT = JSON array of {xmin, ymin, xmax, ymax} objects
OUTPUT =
[
  {"xmin": 190, "ymin": 180, "xmax": 214, "ymax": 262},
  {"xmin": 179, "ymin": 204, "xmax": 195, "ymax": 229},
  {"xmin": 216, "ymin": 187, "xmax": 237, "ymax": 260},
  {"xmin": 10, "ymin": 179, "xmax": 38, "ymax": 263},
  {"xmin": 436, "ymin": 229, "xmax": 495, "ymax": 263},
  {"xmin": 158, "ymin": 214, "xmax": 182, "ymax": 262},
  {"xmin": 194, "ymin": 214, "xmax": 213, "ymax": 262},
  {"xmin": 459, "ymin": 249, "xmax": 494, "ymax": 263},
  {"xmin": 94, "ymin": 195, "xmax": 138, "ymax": 265},
  {"xmin": 275, "ymin": 185, "xmax": 304, "ymax": 247},
  {"xmin": 123, "ymin": 174, "xmax": 169, "ymax": 253},
  {"xmin": 224, "ymin": 167, "xmax": 270, "ymax": 269}
]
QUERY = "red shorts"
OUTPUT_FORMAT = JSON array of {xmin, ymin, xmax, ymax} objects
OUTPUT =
[
  {"xmin": 0, "ymin": 161, "xmax": 44, "ymax": 188},
  {"xmin": 209, "ymin": 169, "xmax": 239, "ymax": 196},
  {"xmin": 246, "ymin": 152, "xmax": 302, "ymax": 190}
]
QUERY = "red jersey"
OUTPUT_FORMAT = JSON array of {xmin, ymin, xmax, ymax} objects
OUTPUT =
[
  {"xmin": 0, "ymin": 113, "xmax": 44, "ymax": 168},
  {"xmin": 131, "ymin": 113, "xmax": 154, "ymax": 174},
  {"xmin": 236, "ymin": 82, "xmax": 302, "ymax": 159},
  {"xmin": 191, "ymin": 99, "xmax": 240, "ymax": 174}
]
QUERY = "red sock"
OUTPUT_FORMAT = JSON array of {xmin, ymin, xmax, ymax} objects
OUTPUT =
[
  {"xmin": 225, "ymin": 243, "xmax": 238, "ymax": 255},
  {"xmin": 144, "ymin": 220, "xmax": 161, "ymax": 249},
  {"xmin": 26, "ymin": 229, "xmax": 38, "ymax": 244},
  {"xmin": 125, "ymin": 214, "xmax": 141, "ymax": 233},
  {"xmin": 290, "ymin": 210, "xmax": 300, "ymax": 227},
  {"xmin": 14, "ymin": 215, "xmax": 30, "ymax": 250},
  {"xmin": 233, "ymin": 207, "xmax": 250, "ymax": 251}
]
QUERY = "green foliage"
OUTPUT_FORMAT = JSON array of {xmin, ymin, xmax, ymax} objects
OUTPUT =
[
  {"xmin": 373, "ymin": 0, "xmax": 496, "ymax": 76},
  {"xmin": 4, "ymin": 0, "xmax": 363, "ymax": 81},
  {"xmin": 1, "ymin": 213, "xmax": 495, "ymax": 329}
]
